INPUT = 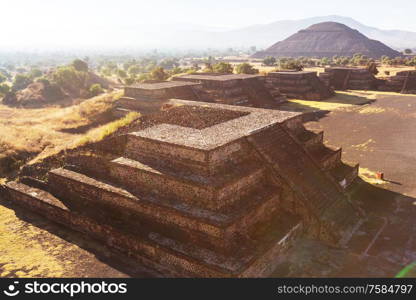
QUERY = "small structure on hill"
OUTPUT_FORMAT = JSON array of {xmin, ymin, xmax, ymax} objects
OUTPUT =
[
  {"xmin": 264, "ymin": 71, "xmax": 334, "ymax": 100},
  {"xmin": 5, "ymin": 99, "xmax": 362, "ymax": 277}
]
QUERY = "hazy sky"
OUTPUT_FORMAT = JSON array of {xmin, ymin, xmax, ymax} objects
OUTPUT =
[{"xmin": 2, "ymin": 0, "xmax": 415, "ymax": 49}]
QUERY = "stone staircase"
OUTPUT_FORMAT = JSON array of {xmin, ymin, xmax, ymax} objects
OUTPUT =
[
  {"xmin": 281, "ymin": 118, "xmax": 359, "ymax": 190},
  {"xmin": 246, "ymin": 123, "xmax": 360, "ymax": 243}
]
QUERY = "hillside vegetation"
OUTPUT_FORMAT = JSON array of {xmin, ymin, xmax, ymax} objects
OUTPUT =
[{"xmin": 0, "ymin": 91, "xmax": 131, "ymax": 178}]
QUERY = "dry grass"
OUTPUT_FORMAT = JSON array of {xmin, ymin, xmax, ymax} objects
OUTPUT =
[
  {"xmin": 279, "ymin": 91, "xmax": 376, "ymax": 113},
  {"xmin": 28, "ymin": 110, "xmax": 139, "ymax": 165},
  {"xmin": 0, "ymin": 90, "xmax": 124, "ymax": 173},
  {"xmin": 72, "ymin": 112, "xmax": 140, "ymax": 148},
  {"xmin": 376, "ymin": 66, "xmax": 416, "ymax": 77}
]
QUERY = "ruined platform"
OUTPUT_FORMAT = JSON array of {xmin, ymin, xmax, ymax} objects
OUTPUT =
[
  {"xmin": 173, "ymin": 73, "xmax": 286, "ymax": 107},
  {"xmin": 5, "ymin": 99, "xmax": 362, "ymax": 277},
  {"xmin": 116, "ymin": 81, "xmax": 201, "ymax": 115},
  {"xmin": 377, "ymin": 70, "xmax": 416, "ymax": 94},
  {"xmin": 320, "ymin": 67, "xmax": 377, "ymax": 91},
  {"xmin": 265, "ymin": 71, "xmax": 334, "ymax": 100}
]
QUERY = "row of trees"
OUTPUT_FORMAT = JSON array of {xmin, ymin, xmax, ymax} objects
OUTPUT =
[{"xmin": 262, "ymin": 53, "xmax": 416, "ymax": 69}]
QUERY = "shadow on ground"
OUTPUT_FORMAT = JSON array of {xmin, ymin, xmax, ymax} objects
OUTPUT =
[
  {"xmin": 273, "ymin": 178, "xmax": 416, "ymax": 278},
  {"xmin": 0, "ymin": 194, "xmax": 158, "ymax": 278}
]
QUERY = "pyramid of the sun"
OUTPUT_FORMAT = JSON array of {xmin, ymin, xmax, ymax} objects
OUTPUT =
[{"xmin": 252, "ymin": 22, "xmax": 401, "ymax": 59}]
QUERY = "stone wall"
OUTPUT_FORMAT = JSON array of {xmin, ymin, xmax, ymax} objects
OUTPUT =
[{"xmin": 266, "ymin": 71, "xmax": 334, "ymax": 100}]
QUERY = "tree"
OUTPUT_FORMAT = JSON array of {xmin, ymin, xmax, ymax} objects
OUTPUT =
[
  {"xmin": 117, "ymin": 69, "xmax": 127, "ymax": 79},
  {"xmin": 235, "ymin": 63, "xmax": 259, "ymax": 74},
  {"xmin": 204, "ymin": 62, "xmax": 213, "ymax": 72},
  {"xmin": 0, "ymin": 83, "xmax": 10, "ymax": 95},
  {"xmin": 150, "ymin": 67, "xmax": 168, "ymax": 81},
  {"xmin": 89, "ymin": 84, "xmax": 104, "ymax": 97},
  {"xmin": 12, "ymin": 74, "xmax": 32, "ymax": 91},
  {"xmin": 29, "ymin": 68, "xmax": 43, "ymax": 79},
  {"xmin": 72, "ymin": 59, "xmax": 89, "ymax": 72},
  {"xmin": 127, "ymin": 65, "xmax": 142, "ymax": 76},
  {"xmin": 169, "ymin": 67, "xmax": 184, "ymax": 76},
  {"xmin": 0, "ymin": 68, "xmax": 11, "ymax": 79},
  {"xmin": 279, "ymin": 58, "xmax": 304, "ymax": 71},
  {"xmin": 405, "ymin": 49, "xmax": 413, "ymax": 55},
  {"xmin": 319, "ymin": 57, "xmax": 330, "ymax": 66},
  {"xmin": 0, "ymin": 73, "xmax": 6, "ymax": 84},
  {"xmin": 124, "ymin": 77, "xmax": 136, "ymax": 85},
  {"xmin": 159, "ymin": 58, "xmax": 179, "ymax": 69},
  {"xmin": 51, "ymin": 66, "xmax": 86, "ymax": 89},
  {"xmin": 263, "ymin": 56, "xmax": 277, "ymax": 66},
  {"xmin": 212, "ymin": 62, "xmax": 234, "ymax": 74}
]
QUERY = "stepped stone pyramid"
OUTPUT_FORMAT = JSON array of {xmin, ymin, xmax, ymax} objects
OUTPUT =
[
  {"xmin": 5, "ymin": 99, "xmax": 362, "ymax": 277},
  {"xmin": 265, "ymin": 71, "xmax": 334, "ymax": 100},
  {"xmin": 252, "ymin": 22, "xmax": 401, "ymax": 59}
]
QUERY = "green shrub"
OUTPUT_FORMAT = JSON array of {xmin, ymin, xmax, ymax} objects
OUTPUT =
[
  {"xmin": 212, "ymin": 62, "xmax": 233, "ymax": 74},
  {"xmin": 263, "ymin": 56, "xmax": 276, "ymax": 66},
  {"xmin": 235, "ymin": 63, "xmax": 259, "ymax": 74},
  {"xmin": 89, "ymin": 84, "xmax": 104, "ymax": 97},
  {"xmin": 12, "ymin": 74, "xmax": 33, "ymax": 91}
]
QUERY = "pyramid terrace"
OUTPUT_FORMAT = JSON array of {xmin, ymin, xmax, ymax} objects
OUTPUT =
[{"xmin": 5, "ymin": 99, "xmax": 362, "ymax": 277}]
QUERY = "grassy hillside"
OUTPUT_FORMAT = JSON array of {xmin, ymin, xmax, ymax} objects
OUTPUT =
[{"xmin": 0, "ymin": 90, "xmax": 140, "ymax": 178}]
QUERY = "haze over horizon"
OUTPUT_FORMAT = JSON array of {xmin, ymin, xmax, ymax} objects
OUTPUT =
[{"xmin": 2, "ymin": 0, "xmax": 416, "ymax": 50}]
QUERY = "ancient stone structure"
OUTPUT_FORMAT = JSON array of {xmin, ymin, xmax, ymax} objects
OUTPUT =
[
  {"xmin": 252, "ymin": 22, "xmax": 401, "ymax": 59},
  {"xmin": 319, "ymin": 67, "xmax": 378, "ymax": 91},
  {"xmin": 5, "ymin": 99, "xmax": 362, "ymax": 277},
  {"xmin": 116, "ymin": 75, "xmax": 286, "ymax": 115},
  {"xmin": 172, "ymin": 73, "xmax": 286, "ymax": 107},
  {"xmin": 116, "ymin": 81, "xmax": 201, "ymax": 115},
  {"xmin": 377, "ymin": 70, "xmax": 416, "ymax": 94},
  {"xmin": 265, "ymin": 71, "xmax": 334, "ymax": 100}
]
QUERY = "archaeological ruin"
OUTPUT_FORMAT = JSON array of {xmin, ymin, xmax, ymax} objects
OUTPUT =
[
  {"xmin": 4, "ymin": 98, "xmax": 363, "ymax": 277},
  {"xmin": 252, "ymin": 22, "xmax": 401, "ymax": 59},
  {"xmin": 116, "ymin": 81, "xmax": 201, "ymax": 115},
  {"xmin": 319, "ymin": 67, "xmax": 378, "ymax": 91},
  {"xmin": 116, "ymin": 74, "xmax": 286, "ymax": 116},
  {"xmin": 265, "ymin": 71, "xmax": 334, "ymax": 100},
  {"xmin": 377, "ymin": 70, "xmax": 416, "ymax": 94},
  {"xmin": 172, "ymin": 73, "xmax": 286, "ymax": 107},
  {"xmin": 319, "ymin": 67, "xmax": 416, "ymax": 94}
]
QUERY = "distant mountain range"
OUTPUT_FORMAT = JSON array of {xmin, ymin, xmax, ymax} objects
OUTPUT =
[{"xmin": 126, "ymin": 15, "xmax": 416, "ymax": 51}]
